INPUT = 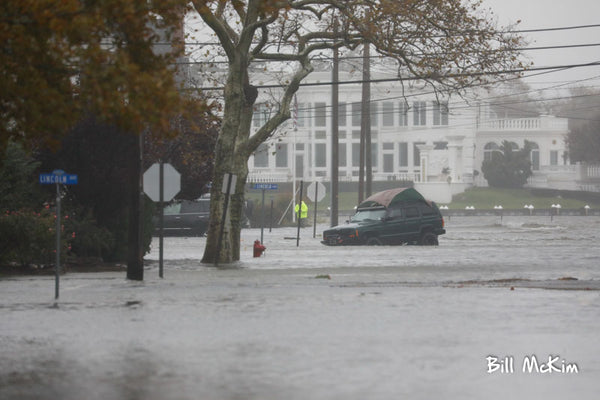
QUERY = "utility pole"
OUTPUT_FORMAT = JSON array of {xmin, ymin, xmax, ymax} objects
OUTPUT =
[
  {"xmin": 127, "ymin": 132, "xmax": 144, "ymax": 281},
  {"xmin": 360, "ymin": 41, "xmax": 372, "ymax": 203},
  {"xmin": 330, "ymin": 19, "xmax": 339, "ymax": 227},
  {"xmin": 364, "ymin": 41, "xmax": 372, "ymax": 198}
]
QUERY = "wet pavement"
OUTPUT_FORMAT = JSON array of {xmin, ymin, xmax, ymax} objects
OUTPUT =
[{"xmin": 1, "ymin": 216, "xmax": 599, "ymax": 399}]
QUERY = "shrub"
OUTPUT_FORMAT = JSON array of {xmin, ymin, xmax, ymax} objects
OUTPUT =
[
  {"xmin": 0, "ymin": 207, "xmax": 71, "ymax": 267},
  {"xmin": 63, "ymin": 207, "xmax": 114, "ymax": 258},
  {"xmin": 481, "ymin": 140, "xmax": 533, "ymax": 188}
]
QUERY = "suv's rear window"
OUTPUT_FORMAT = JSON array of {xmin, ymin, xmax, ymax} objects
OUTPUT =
[{"xmin": 419, "ymin": 203, "xmax": 436, "ymax": 216}]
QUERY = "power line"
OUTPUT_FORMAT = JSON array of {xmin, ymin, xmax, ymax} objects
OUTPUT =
[
  {"xmin": 191, "ymin": 61, "xmax": 600, "ymax": 91},
  {"xmin": 177, "ymin": 42, "xmax": 600, "ymax": 65},
  {"xmin": 179, "ymin": 23, "xmax": 600, "ymax": 47},
  {"xmin": 177, "ymin": 24, "xmax": 600, "ymax": 46},
  {"xmin": 511, "ymin": 24, "xmax": 600, "ymax": 33}
]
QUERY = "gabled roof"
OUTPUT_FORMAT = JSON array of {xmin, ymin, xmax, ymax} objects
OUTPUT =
[{"xmin": 358, "ymin": 187, "xmax": 426, "ymax": 209}]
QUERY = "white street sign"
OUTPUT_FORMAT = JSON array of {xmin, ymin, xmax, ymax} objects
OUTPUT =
[
  {"xmin": 306, "ymin": 181, "xmax": 326, "ymax": 202},
  {"xmin": 221, "ymin": 173, "xmax": 237, "ymax": 194},
  {"xmin": 143, "ymin": 163, "xmax": 181, "ymax": 202}
]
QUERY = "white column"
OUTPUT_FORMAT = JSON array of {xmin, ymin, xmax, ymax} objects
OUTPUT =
[{"xmin": 446, "ymin": 135, "xmax": 465, "ymax": 183}]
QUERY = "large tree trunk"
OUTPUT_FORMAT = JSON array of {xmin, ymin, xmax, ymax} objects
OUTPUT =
[
  {"xmin": 199, "ymin": 21, "xmax": 311, "ymax": 264},
  {"xmin": 201, "ymin": 61, "xmax": 255, "ymax": 264}
]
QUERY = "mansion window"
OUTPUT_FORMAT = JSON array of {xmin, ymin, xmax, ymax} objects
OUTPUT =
[
  {"xmin": 315, "ymin": 130, "xmax": 326, "ymax": 139},
  {"xmin": 253, "ymin": 103, "xmax": 270, "ymax": 127},
  {"xmin": 398, "ymin": 102, "xmax": 408, "ymax": 126},
  {"xmin": 530, "ymin": 142, "xmax": 540, "ymax": 171},
  {"xmin": 315, "ymin": 143, "xmax": 327, "ymax": 167},
  {"xmin": 550, "ymin": 150, "xmax": 559, "ymax": 165},
  {"xmin": 314, "ymin": 102, "xmax": 326, "ymax": 127},
  {"xmin": 352, "ymin": 102, "xmax": 361, "ymax": 126},
  {"xmin": 339, "ymin": 143, "xmax": 347, "ymax": 166},
  {"xmin": 296, "ymin": 102, "xmax": 308, "ymax": 127},
  {"xmin": 382, "ymin": 102, "xmax": 394, "ymax": 126},
  {"xmin": 338, "ymin": 102, "xmax": 347, "ymax": 126},
  {"xmin": 350, "ymin": 144, "xmax": 378, "ymax": 168},
  {"xmin": 254, "ymin": 143, "xmax": 269, "ymax": 167},
  {"xmin": 413, "ymin": 101, "xmax": 426, "ymax": 126},
  {"xmin": 483, "ymin": 142, "xmax": 500, "ymax": 162},
  {"xmin": 352, "ymin": 143, "xmax": 360, "ymax": 166},
  {"xmin": 398, "ymin": 142, "xmax": 408, "ymax": 167},
  {"xmin": 433, "ymin": 101, "xmax": 449, "ymax": 125},
  {"xmin": 275, "ymin": 143, "xmax": 288, "ymax": 168},
  {"xmin": 371, "ymin": 103, "xmax": 378, "ymax": 127}
]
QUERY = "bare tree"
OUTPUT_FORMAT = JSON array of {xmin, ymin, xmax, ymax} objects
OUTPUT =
[{"xmin": 189, "ymin": 0, "xmax": 525, "ymax": 263}]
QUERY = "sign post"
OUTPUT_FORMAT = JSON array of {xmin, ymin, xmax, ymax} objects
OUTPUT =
[
  {"xmin": 296, "ymin": 180, "xmax": 303, "ymax": 247},
  {"xmin": 306, "ymin": 181, "xmax": 326, "ymax": 238},
  {"xmin": 143, "ymin": 162, "xmax": 180, "ymax": 278},
  {"xmin": 253, "ymin": 183, "xmax": 278, "ymax": 243},
  {"xmin": 39, "ymin": 170, "xmax": 78, "ymax": 300}
]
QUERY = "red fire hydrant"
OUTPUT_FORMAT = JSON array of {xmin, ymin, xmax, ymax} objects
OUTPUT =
[{"xmin": 253, "ymin": 240, "xmax": 266, "ymax": 258}]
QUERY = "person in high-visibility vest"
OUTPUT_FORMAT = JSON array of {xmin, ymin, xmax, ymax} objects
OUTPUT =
[{"xmin": 294, "ymin": 200, "xmax": 308, "ymax": 226}]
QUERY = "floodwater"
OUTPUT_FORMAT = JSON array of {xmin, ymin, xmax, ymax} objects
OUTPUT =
[{"xmin": 1, "ymin": 216, "xmax": 599, "ymax": 400}]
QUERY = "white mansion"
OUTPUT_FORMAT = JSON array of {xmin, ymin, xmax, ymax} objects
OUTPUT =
[{"xmin": 246, "ymin": 68, "xmax": 586, "ymax": 203}]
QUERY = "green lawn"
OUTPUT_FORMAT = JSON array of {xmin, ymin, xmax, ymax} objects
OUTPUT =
[{"xmin": 246, "ymin": 186, "xmax": 600, "ymax": 213}]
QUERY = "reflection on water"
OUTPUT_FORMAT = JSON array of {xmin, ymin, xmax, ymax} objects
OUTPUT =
[{"xmin": 146, "ymin": 215, "xmax": 600, "ymax": 283}]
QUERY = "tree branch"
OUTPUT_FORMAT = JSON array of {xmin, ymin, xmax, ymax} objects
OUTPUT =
[
  {"xmin": 191, "ymin": 0, "xmax": 235, "ymax": 60},
  {"xmin": 242, "ymin": 54, "xmax": 314, "ymax": 157}
]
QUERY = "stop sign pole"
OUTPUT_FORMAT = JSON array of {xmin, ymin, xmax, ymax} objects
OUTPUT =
[
  {"xmin": 143, "ymin": 162, "xmax": 180, "ymax": 278},
  {"xmin": 159, "ymin": 162, "xmax": 164, "ymax": 278}
]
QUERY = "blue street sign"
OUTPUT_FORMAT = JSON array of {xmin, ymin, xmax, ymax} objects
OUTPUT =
[
  {"xmin": 39, "ymin": 170, "xmax": 78, "ymax": 185},
  {"xmin": 253, "ymin": 183, "xmax": 278, "ymax": 190}
]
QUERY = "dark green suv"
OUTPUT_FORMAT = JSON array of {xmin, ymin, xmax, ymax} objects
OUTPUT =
[{"xmin": 321, "ymin": 188, "xmax": 446, "ymax": 246}]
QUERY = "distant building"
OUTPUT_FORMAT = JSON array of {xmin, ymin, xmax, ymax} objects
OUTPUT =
[{"xmin": 245, "ymin": 67, "xmax": 580, "ymax": 202}]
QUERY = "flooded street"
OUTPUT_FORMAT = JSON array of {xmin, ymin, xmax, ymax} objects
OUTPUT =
[{"xmin": 1, "ymin": 216, "xmax": 600, "ymax": 399}]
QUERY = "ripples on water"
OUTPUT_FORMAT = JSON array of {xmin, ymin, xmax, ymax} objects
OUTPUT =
[
  {"xmin": 146, "ymin": 216, "xmax": 600, "ymax": 285},
  {"xmin": 2, "ymin": 217, "xmax": 600, "ymax": 400}
]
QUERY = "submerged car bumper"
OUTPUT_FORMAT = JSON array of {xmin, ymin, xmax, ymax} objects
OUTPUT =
[{"xmin": 321, "ymin": 231, "xmax": 361, "ymax": 246}]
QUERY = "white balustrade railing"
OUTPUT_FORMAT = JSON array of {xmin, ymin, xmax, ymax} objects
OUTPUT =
[
  {"xmin": 373, "ymin": 172, "xmax": 421, "ymax": 182},
  {"xmin": 248, "ymin": 171, "xmax": 291, "ymax": 183},
  {"xmin": 586, "ymin": 165, "xmax": 600, "ymax": 179},
  {"xmin": 479, "ymin": 116, "xmax": 569, "ymax": 132},
  {"xmin": 479, "ymin": 118, "xmax": 540, "ymax": 131}
]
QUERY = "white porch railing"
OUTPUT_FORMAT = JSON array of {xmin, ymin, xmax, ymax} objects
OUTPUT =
[
  {"xmin": 248, "ymin": 171, "xmax": 291, "ymax": 183},
  {"xmin": 373, "ymin": 172, "xmax": 421, "ymax": 182},
  {"xmin": 479, "ymin": 118, "xmax": 540, "ymax": 131},
  {"xmin": 478, "ymin": 116, "xmax": 568, "ymax": 132},
  {"xmin": 585, "ymin": 164, "xmax": 600, "ymax": 179}
]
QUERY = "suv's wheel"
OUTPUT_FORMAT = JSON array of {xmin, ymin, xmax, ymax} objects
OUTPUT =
[
  {"xmin": 420, "ymin": 232, "xmax": 438, "ymax": 246},
  {"xmin": 366, "ymin": 236, "xmax": 383, "ymax": 246}
]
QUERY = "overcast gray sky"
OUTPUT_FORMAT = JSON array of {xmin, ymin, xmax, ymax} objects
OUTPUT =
[{"xmin": 482, "ymin": 0, "xmax": 600, "ymax": 92}]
